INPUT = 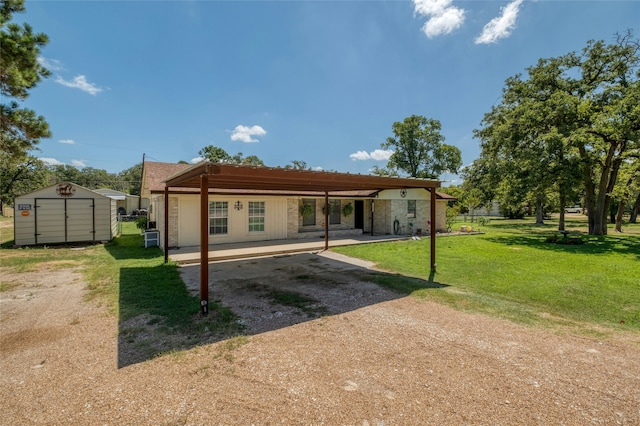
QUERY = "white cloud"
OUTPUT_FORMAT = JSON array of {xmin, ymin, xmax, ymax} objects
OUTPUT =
[
  {"xmin": 37, "ymin": 56, "xmax": 64, "ymax": 71},
  {"xmin": 190, "ymin": 157, "xmax": 204, "ymax": 164},
  {"xmin": 71, "ymin": 159, "xmax": 87, "ymax": 168},
  {"xmin": 475, "ymin": 0, "xmax": 524, "ymax": 44},
  {"xmin": 58, "ymin": 139, "xmax": 75, "ymax": 145},
  {"xmin": 311, "ymin": 166, "xmax": 324, "ymax": 171},
  {"xmin": 370, "ymin": 149, "xmax": 394, "ymax": 161},
  {"xmin": 55, "ymin": 75, "xmax": 103, "ymax": 95},
  {"xmin": 350, "ymin": 150, "xmax": 371, "ymax": 161},
  {"xmin": 40, "ymin": 157, "xmax": 64, "ymax": 166},
  {"xmin": 413, "ymin": 0, "xmax": 451, "ymax": 16},
  {"xmin": 230, "ymin": 125, "xmax": 267, "ymax": 143},
  {"xmin": 350, "ymin": 149, "xmax": 393, "ymax": 161},
  {"xmin": 413, "ymin": 0, "xmax": 465, "ymax": 38},
  {"xmin": 422, "ymin": 7, "xmax": 466, "ymax": 38}
]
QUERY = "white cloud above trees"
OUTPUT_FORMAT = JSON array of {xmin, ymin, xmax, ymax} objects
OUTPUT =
[
  {"xmin": 55, "ymin": 75, "xmax": 103, "ymax": 95},
  {"xmin": 413, "ymin": 0, "xmax": 465, "ymax": 38},
  {"xmin": 40, "ymin": 157, "xmax": 64, "ymax": 166},
  {"xmin": 475, "ymin": 0, "xmax": 525, "ymax": 44},
  {"xmin": 230, "ymin": 125, "xmax": 267, "ymax": 143},
  {"xmin": 412, "ymin": 0, "xmax": 526, "ymax": 43},
  {"xmin": 350, "ymin": 149, "xmax": 394, "ymax": 161}
]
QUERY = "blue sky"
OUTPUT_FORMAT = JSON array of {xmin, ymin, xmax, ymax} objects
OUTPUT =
[{"xmin": 21, "ymin": 0, "xmax": 639, "ymax": 185}]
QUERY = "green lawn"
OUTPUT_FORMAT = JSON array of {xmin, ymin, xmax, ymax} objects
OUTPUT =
[
  {"xmin": 334, "ymin": 216, "xmax": 640, "ymax": 332},
  {"xmin": 0, "ymin": 220, "xmax": 240, "ymax": 336},
  {"xmin": 2, "ymin": 214, "xmax": 638, "ymax": 335}
]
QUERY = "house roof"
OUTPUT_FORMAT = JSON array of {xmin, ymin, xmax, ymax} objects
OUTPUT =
[
  {"xmin": 143, "ymin": 161, "xmax": 192, "ymax": 193},
  {"xmin": 164, "ymin": 162, "xmax": 441, "ymax": 193}
]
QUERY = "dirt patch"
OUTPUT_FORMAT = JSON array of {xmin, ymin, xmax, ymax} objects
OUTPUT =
[
  {"xmin": 1, "ymin": 254, "xmax": 640, "ymax": 425},
  {"xmin": 179, "ymin": 252, "xmax": 414, "ymax": 334}
]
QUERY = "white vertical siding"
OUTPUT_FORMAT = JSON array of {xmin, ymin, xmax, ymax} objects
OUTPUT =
[{"xmin": 175, "ymin": 195, "xmax": 288, "ymax": 247}]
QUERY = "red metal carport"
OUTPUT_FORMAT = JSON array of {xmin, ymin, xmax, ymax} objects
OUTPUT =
[{"xmin": 164, "ymin": 162, "xmax": 441, "ymax": 315}]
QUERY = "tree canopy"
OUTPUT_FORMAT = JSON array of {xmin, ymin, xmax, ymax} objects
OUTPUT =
[
  {"xmin": 0, "ymin": 0, "xmax": 51, "ymax": 212},
  {"xmin": 198, "ymin": 145, "xmax": 265, "ymax": 166},
  {"xmin": 0, "ymin": 0, "xmax": 51, "ymax": 163},
  {"xmin": 468, "ymin": 31, "xmax": 639, "ymax": 235},
  {"xmin": 381, "ymin": 115, "xmax": 461, "ymax": 179}
]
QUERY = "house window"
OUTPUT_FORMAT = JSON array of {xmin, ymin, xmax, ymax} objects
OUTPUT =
[
  {"xmin": 248, "ymin": 201, "xmax": 265, "ymax": 233},
  {"xmin": 209, "ymin": 201, "xmax": 228, "ymax": 235},
  {"xmin": 329, "ymin": 199, "xmax": 341, "ymax": 224},
  {"xmin": 407, "ymin": 200, "xmax": 416, "ymax": 219},
  {"xmin": 302, "ymin": 199, "xmax": 316, "ymax": 226}
]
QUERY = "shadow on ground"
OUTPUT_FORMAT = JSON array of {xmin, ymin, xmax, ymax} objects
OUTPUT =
[
  {"xmin": 485, "ymin": 233, "xmax": 640, "ymax": 259},
  {"xmin": 117, "ymin": 252, "xmax": 445, "ymax": 368}
]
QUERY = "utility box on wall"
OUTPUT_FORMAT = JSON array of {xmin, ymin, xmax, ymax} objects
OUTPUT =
[{"xmin": 14, "ymin": 182, "xmax": 118, "ymax": 246}]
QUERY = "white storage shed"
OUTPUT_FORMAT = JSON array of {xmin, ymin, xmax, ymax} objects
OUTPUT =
[{"xmin": 14, "ymin": 182, "xmax": 118, "ymax": 246}]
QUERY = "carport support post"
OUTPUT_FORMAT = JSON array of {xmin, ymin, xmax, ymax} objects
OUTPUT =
[
  {"xmin": 430, "ymin": 188, "xmax": 436, "ymax": 272},
  {"xmin": 199, "ymin": 173, "xmax": 209, "ymax": 316},
  {"xmin": 324, "ymin": 192, "xmax": 329, "ymax": 250},
  {"xmin": 163, "ymin": 186, "xmax": 169, "ymax": 263}
]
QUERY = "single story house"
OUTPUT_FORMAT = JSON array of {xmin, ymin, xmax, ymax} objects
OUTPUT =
[
  {"xmin": 141, "ymin": 161, "xmax": 452, "ymax": 249},
  {"xmin": 153, "ymin": 161, "xmax": 448, "ymax": 316}
]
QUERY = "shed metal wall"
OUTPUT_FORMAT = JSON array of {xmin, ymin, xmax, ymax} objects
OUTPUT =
[{"xmin": 14, "ymin": 183, "xmax": 117, "ymax": 246}]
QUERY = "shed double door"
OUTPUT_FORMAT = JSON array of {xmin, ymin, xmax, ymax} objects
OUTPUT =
[{"xmin": 35, "ymin": 198, "xmax": 96, "ymax": 244}]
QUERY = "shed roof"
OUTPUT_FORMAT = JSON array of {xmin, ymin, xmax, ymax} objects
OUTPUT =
[{"xmin": 94, "ymin": 188, "xmax": 139, "ymax": 200}]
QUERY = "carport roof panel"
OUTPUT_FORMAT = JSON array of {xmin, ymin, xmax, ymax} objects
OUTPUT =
[{"xmin": 164, "ymin": 162, "xmax": 441, "ymax": 192}]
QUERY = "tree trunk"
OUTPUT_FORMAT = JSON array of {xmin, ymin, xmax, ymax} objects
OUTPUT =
[
  {"xmin": 615, "ymin": 199, "xmax": 625, "ymax": 232},
  {"xmin": 581, "ymin": 139, "xmax": 625, "ymax": 236},
  {"xmin": 631, "ymin": 191, "xmax": 640, "ymax": 223},
  {"xmin": 558, "ymin": 191, "xmax": 566, "ymax": 231},
  {"xmin": 579, "ymin": 146, "xmax": 598, "ymax": 234},
  {"xmin": 535, "ymin": 194, "xmax": 544, "ymax": 225}
]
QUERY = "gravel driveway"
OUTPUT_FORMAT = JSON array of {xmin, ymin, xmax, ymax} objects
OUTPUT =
[{"xmin": 1, "ymin": 252, "xmax": 639, "ymax": 425}]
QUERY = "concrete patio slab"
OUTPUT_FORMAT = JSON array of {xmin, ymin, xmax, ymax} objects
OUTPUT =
[{"xmin": 168, "ymin": 234, "xmax": 407, "ymax": 264}]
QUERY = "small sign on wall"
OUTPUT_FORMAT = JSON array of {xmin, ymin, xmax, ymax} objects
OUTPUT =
[
  {"xmin": 18, "ymin": 204, "xmax": 31, "ymax": 210},
  {"xmin": 56, "ymin": 183, "xmax": 76, "ymax": 197}
]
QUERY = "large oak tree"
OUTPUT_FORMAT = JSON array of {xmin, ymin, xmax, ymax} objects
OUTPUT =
[
  {"xmin": 470, "ymin": 32, "xmax": 639, "ymax": 235},
  {"xmin": 381, "ymin": 115, "xmax": 461, "ymax": 179}
]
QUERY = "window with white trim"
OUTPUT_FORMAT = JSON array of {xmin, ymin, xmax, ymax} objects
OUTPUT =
[
  {"xmin": 248, "ymin": 201, "xmax": 265, "ymax": 233},
  {"xmin": 209, "ymin": 201, "xmax": 228, "ymax": 235}
]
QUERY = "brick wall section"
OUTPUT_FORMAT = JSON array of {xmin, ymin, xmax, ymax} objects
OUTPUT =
[
  {"xmin": 286, "ymin": 198, "xmax": 299, "ymax": 238},
  {"xmin": 383, "ymin": 199, "xmax": 447, "ymax": 235},
  {"xmin": 373, "ymin": 200, "xmax": 390, "ymax": 234},
  {"xmin": 168, "ymin": 196, "xmax": 179, "ymax": 247}
]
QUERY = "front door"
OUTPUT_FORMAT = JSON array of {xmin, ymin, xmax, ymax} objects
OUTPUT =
[{"xmin": 354, "ymin": 200, "xmax": 364, "ymax": 230}]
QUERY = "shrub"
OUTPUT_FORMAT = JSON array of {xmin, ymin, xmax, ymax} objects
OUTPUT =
[
  {"xmin": 545, "ymin": 233, "xmax": 585, "ymax": 245},
  {"xmin": 299, "ymin": 203, "xmax": 314, "ymax": 217},
  {"xmin": 135, "ymin": 217, "xmax": 148, "ymax": 231},
  {"xmin": 342, "ymin": 202, "xmax": 354, "ymax": 217}
]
